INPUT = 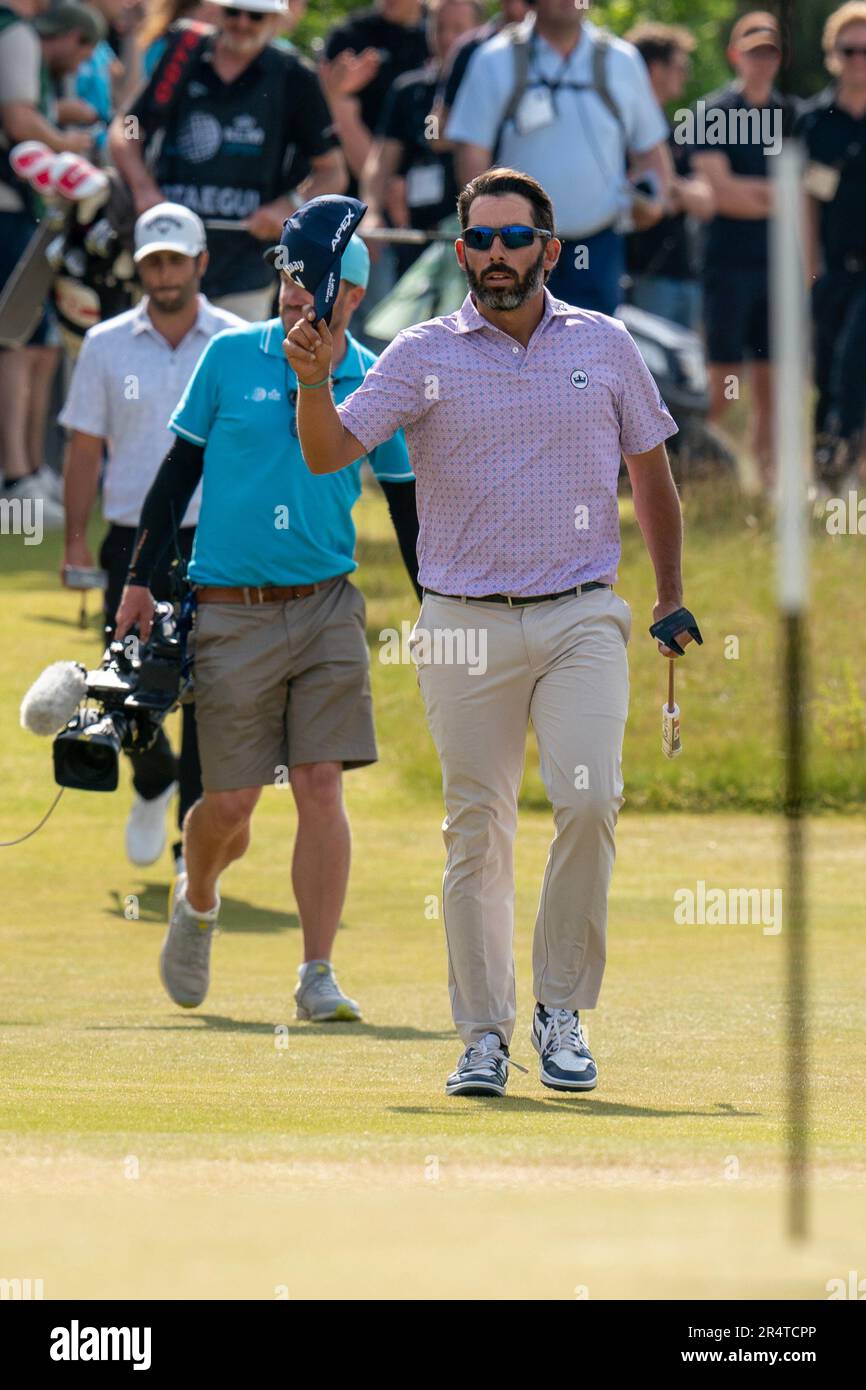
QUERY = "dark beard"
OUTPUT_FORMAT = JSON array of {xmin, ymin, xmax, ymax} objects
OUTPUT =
[
  {"xmin": 149, "ymin": 287, "xmax": 193, "ymax": 314},
  {"xmin": 465, "ymin": 246, "xmax": 546, "ymax": 310}
]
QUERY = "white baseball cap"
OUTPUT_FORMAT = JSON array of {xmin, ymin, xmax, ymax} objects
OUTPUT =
[
  {"xmin": 134, "ymin": 203, "xmax": 207, "ymax": 264},
  {"xmin": 210, "ymin": 0, "xmax": 288, "ymax": 12}
]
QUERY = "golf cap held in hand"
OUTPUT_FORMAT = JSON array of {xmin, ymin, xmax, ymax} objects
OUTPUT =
[
  {"xmin": 134, "ymin": 203, "xmax": 207, "ymax": 264},
  {"xmin": 265, "ymin": 195, "xmax": 367, "ymax": 324}
]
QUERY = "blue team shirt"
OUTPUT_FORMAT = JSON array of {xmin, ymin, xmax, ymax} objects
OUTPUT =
[{"xmin": 169, "ymin": 320, "xmax": 413, "ymax": 586}]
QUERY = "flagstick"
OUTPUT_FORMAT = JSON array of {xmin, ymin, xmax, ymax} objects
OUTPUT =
[{"xmin": 772, "ymin": 138, "xmax": 810, "ymax": 1242}]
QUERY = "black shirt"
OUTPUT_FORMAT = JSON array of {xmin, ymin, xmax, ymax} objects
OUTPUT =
[
  {"xmin": 132, "ymin": 39, "xmax": 337, "ymax": 298},
  {"xmin": 689, "ymin": 82, "xmax": 799, "ymax": 271},
  {"xmin": 795, "ymin": 86, "xmax": 866, "ymax": 268},
  {"xmin": 379, "ymin": 64, "xmax": 457, "ymax": 230},
  {"xmin": 626, "ymin": 130, "xmax": 692, "ymax": 281},
  {"xmin": 439, "ymin": 21, "xmax": 499, "ymax": 109},
  {"xmin": 324, "ymin": 7, "xmax": 429, "ymax": 138}
]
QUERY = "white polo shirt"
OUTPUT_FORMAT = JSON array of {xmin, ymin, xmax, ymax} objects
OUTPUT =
[
  {"xmin": 59, "ymin": 295, "xmax": 243, "ymax": 527},
  {"xmin": 446, "ymin": 16, "xmax": 668, "ymax": 239}
]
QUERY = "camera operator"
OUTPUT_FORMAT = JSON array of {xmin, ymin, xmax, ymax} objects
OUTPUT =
[
  {"xmin": 113, "ymin": 235, "xmax": 419, "ymax": 1023},
  {"xmin": 60, "ymin": 203, "xmax": 243, "ymax": 872}
]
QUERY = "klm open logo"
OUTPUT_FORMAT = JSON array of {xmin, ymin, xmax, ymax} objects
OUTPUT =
[{"xmin": 570, "ymin": 369, "xmax": 589, "ymax": 390}]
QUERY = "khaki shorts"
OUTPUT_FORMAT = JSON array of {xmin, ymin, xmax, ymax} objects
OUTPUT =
[{"xmin": 189, "ymin": 577, "xmax": 377, "ymax": 791}]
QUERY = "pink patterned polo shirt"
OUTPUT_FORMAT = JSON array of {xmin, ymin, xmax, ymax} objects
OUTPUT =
[{"xmin": 337, "ymin": 287, "xmax": 677, "ymax": 597}]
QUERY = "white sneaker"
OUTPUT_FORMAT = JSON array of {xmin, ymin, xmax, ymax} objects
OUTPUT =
[
  {"xmin": 125, "ymin": 781, "xmax": 177, "ymax": 866},
  {"xmin": 2, "ymin": 475, "xmax": 64, "ymax": 529},
  {"xmin": 28, "ymin": 466, "xmax": 64, "ymax": 502}
]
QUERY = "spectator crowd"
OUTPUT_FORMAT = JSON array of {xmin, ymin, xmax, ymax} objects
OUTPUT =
[{"xmin": 2, "ymin": 0, "xmax": 866, "ymax": 517}]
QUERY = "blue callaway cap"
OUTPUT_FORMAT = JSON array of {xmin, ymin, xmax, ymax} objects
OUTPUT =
[{"xmin": 265, "ymin": 194, "xmax": 367, "ymax": 324}]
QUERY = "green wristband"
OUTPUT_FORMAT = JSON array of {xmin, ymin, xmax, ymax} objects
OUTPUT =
[{"xmin": 297, "ymin": 375, "xmax": 332, "ymax": 390}]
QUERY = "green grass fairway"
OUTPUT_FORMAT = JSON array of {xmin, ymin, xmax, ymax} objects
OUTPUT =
[{"xmin": 1, "ymin": 494, "xmax": 864, "ymax": 1299}]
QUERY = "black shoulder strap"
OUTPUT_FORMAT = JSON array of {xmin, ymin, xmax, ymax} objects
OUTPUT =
[{"xmin": 143, "ymin": 21, "xmax": 212, "ymax": 127}]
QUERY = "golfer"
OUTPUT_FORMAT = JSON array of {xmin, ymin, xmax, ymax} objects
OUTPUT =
[{"xmin": 286, "ymin": 168, "xmax": 697, "ymax": 1096}]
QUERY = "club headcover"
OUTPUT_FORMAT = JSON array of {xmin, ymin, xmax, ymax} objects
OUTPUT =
[{"xmin": 649, "ymin": 606, "xmax": 703, "ymax": 656}]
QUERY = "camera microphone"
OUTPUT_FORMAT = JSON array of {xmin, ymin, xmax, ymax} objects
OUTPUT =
[{"xmin": 20, "ymin": 661, "xmax": 88, "ymax": 737}]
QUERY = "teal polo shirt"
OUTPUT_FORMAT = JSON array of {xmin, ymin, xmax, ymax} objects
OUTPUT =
[{"xmin": 169, "ymin": 320, "xmax": 413, "ymax": 586}]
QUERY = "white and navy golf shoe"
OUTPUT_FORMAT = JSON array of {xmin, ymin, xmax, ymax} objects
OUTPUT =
[
  {"xmin": 531, "ymin": 1004, "xmax": 597, "ymax": 1092},
  {"xmin": 445, "ymin": 1032, "xmax": 526, "ymax": 1097}
]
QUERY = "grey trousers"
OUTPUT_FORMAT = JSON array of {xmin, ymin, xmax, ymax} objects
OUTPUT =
[{"xmin": 411, "ymin": 587, "xmax": 631, "ymax": 1046}]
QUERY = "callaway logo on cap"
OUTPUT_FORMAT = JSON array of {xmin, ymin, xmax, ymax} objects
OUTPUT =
[
  {"xmin": 133, "ymin": 202, "xmax": 207, "ymax": 264},
  {"xmin": 265, "ymin": 195, "xmax": 367, "ymax": 325}
]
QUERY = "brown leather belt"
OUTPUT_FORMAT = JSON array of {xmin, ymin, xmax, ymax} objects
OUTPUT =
[{"xmin": 196, "ymin": 574, "xmax": 348, "ymax": 605}]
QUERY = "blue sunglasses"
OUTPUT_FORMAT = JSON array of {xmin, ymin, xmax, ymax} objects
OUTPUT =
[{"xmin": 463, "ymin": 224, "xmax": 553, "ymax": 252}]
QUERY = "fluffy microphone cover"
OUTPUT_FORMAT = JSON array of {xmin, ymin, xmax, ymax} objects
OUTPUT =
[{"xmin": 20, "ymin": 661, "xmax": 87, "ymax": 736}]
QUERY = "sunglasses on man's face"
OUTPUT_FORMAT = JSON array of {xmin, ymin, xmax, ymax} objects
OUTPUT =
[
  {"xmin": 839, "ymin": 45, "xmax": 866, "ymax": 57},
  {"xmin": 462, "ymin": 225, "xmax": 553, "ymax": 252},
  {"xmin": 223, "ymin": 6, "xmax": 268, "ymax": 20}
]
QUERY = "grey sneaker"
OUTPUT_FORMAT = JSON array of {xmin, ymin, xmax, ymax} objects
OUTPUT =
[
  {"xmin": 294, "ymin": 960, "xmax": 361, "ymax": 1022},
  {"xmin": 159, "ymin": 873, "xmax": 219, "ymax": 1008}
]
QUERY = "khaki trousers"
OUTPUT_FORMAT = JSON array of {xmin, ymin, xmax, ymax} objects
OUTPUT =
[{"xmin": 411, "ymin": 587, "xmax": 631, "ymax": 1046}]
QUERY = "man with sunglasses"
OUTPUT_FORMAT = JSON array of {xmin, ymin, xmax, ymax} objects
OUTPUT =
[
  {"xmin": 113, "ymin": 235, "xmax": 418, "ymax": 1023},
  {"xmin": 287, "ymin": 168, "xmax": 697, "ymax": 1099},
  {"xmin": 108, "ymin": 0, "xmax": 346, "ymax": 322},
  {"xmin": 796, "ymin": 1, "xmax": 866, "ymax": 490}
]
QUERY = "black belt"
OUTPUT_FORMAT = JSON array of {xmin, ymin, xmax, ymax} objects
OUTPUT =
[{"xmin": 424, "ymin": 582, "xmax": 610, "ymax": 607}]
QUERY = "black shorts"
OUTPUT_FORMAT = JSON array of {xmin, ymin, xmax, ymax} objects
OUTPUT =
[{"xmin": 702, "ymin": 265, "xmax": 770, "ymax": 364}]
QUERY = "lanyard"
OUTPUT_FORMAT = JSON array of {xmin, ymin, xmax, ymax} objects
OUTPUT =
[{"xmin": 527, "ymin": 30, "xmax": 580, "ymax": 101}]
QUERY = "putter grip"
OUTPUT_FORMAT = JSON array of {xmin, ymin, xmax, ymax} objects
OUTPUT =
[{"xmin": 662, "ymin": 702, "xmax": 682, "ymax": 759}]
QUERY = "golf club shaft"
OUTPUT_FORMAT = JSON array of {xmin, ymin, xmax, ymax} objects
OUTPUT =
[{"xmin": 203, "ymin": 220, "xmax": 455, "ymax": 244}]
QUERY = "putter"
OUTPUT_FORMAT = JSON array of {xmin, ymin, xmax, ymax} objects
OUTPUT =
[{"xmin": 662, "ymin": 659, "xmax": 681, "ymax": 759}]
